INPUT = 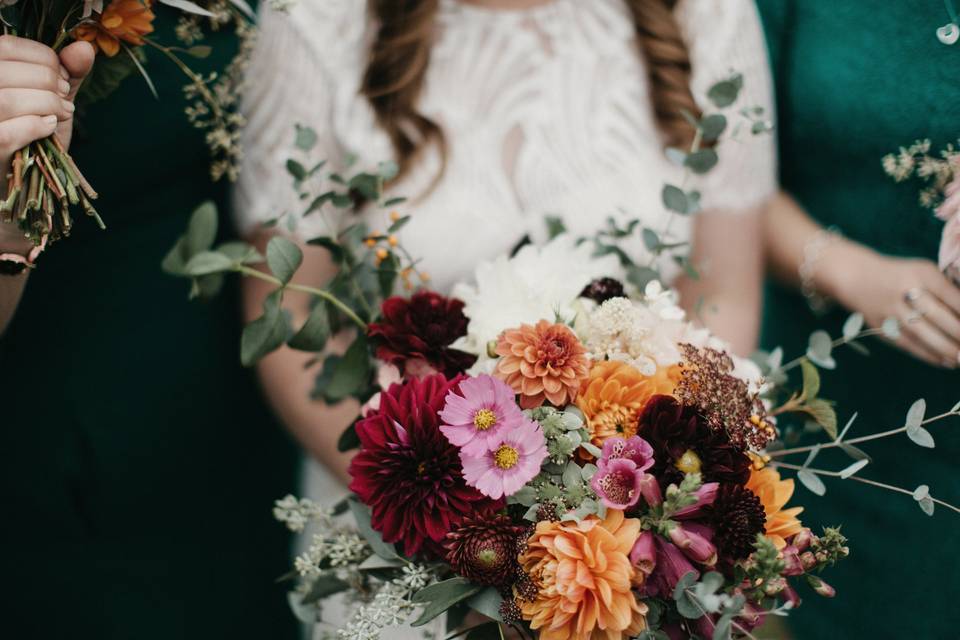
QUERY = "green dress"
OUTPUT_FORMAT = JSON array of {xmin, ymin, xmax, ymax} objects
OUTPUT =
[
  {"xmin": 0, "ymin": 10, "xmax": 298, "ymax": 639},
  {"xmin": 758, "ymin": 2, "xmax": 960, "ymax": 637}
]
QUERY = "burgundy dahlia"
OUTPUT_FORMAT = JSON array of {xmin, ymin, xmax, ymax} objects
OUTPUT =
[
  {"xmin": 708, "ymin": 483, "xmax": 767, "ymax": 568},
  {"xmin": 636, "ymin": 395, "xmax": 751, "ymax": 489},
  {"xmin": 367, "ymin": 291, "xmax": 477, "ymax": 377},
  {"xmin": 348, "ymin": 374, "xmax": 501, "ymax": 558},
  {"xmin": 444, "ymin": 514, "xmax": 525, "ymax": 588},
  {"xmin": 580, "ymin": 277, "xmax": 626, "ymax": 304}
]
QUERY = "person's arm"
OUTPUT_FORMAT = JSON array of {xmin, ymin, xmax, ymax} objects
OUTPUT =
[
  {"xmin": 241, "ymin": 231, "xmax": 356, "ymax": 485},
  {"xmin": 677, "ymin": 208, "xmax": 763, "ymax": 355},
  {"xmin": 765, "ymin": 191, "xmax": 960, "ymax": 368},
  {"xmin": 0, "ymin": 37, "xmax": 94, "ymax": 332}
]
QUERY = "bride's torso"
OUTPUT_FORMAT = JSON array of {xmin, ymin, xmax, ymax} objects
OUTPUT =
[{"xmin": 237, "ymin": 0, "xmax": 775, "ymax": 293}]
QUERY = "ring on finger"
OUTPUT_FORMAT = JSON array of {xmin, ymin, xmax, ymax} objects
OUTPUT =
[{"xmin": 903, "ymin": 287, "xmax": 926, "ymax": 307}]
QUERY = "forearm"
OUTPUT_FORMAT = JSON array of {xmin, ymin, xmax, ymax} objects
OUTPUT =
[
  {"xmin": 678, "ymin": 209, "xmax": 764, "ymax": 356},
  {"xmin": 241, "ymin": 234, "xmax": 356, "ymax": 486}
]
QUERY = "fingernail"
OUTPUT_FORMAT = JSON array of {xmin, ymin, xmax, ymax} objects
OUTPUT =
[
  {"xmin": 59, "ymin": 66, "xmax": 70, "ymax": 81},
  {"xmin": 58, "ymin": 79, "xmax": 71, "ymax": 96},
  {"xmin": 61, "ymin": 100, "xmax": 75, "ymax": 113},
  {"xmin": 42, "ymin": 114, "xmax": 57, "ymax": 127}
]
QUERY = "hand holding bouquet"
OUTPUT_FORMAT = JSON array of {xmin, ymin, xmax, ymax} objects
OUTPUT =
[{"xmin": 0, "ymin": 0, "xmax": 267, "ymax": 269}]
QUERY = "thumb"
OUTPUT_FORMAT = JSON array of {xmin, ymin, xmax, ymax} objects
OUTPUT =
[{"xmin": 59, "ymin": 41, "xmax": 96, "ymax": 101}]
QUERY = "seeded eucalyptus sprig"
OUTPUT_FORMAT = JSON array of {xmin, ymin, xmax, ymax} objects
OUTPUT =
[{"xmin": 164, "ymin": 125, "xmax": 422, "ymax": 405}]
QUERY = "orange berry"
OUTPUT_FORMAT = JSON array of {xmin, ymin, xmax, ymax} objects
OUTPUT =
[
  {"xmin": 388, "ymin": 235, "xmax": 398, "ymax": 247},
  {"xmin": 419, "ymin": 271, "xmax": 431, "ymax": 282},
  {"xmin": 390, "ymin": 211, "xmax": 401, "ymax": 222},
  {"xmin": 376, "ymin": 248, "xmax": 389, "ymax": 260},
  {"xmin": 364, "ymin": 238, "xmax": 377, "ymax": 247}
]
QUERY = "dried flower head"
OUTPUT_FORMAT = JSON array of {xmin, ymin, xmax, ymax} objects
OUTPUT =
[{"xmin": 675, "ymin": 344, "xmax": 773, "ymax": 450}]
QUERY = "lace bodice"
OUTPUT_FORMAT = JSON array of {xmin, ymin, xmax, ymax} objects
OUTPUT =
[{"xmin": 235, "ymin": 0, "xmax": 776, "ymax": 293}]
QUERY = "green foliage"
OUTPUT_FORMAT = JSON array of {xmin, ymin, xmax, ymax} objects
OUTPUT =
[
  {"xmin": 323, "ymin": 336, "xmax": 372, "ymax": 402},
  {"xmin": 411, "ymin": 578, "xmax": 483, "ymax": 627},
  {"xmin": 905, "ymin": 398, "xmax": 935, "ymax": 448},
  {"xmin": 347, "ymin": 498, "xmax": 400, "ymax": 561},
  {"xmin": 266, "ymin": 236, "xmax": 303, "ymax": 284},
  {"xmin": 301, "ymin": 574, "xmax": 350, "ymax": 605},
  {"xmin": 241, "ymin": 290, "xmax": 288, "ymax": 367},
  {"xmin": 287, "ymin": 302, "xmax": 329, "ymax": 352},
  {"xmin": 707, "ymin": 73, "xmax": 744, "ymax": 108}
]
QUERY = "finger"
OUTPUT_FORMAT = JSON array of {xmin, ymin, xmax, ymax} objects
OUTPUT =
[
  {"xmin": 0, "ymin": 88, "xmax": 74, "ymax": 122},
  {"xmin": 59, "ymin": 41, "xmax": 96, "ymax": 100},
  {"xmin": 902, "ymin": 315, "xmax": 959, "ymax": 367},
  {"xmin": 924, "ymin": 269, "xmax": 960, "ymax": 317},
  {"xmin": 895, "ymin": 328, "xmax": 949, "ymax": 368},
  {"xmin": 0, "ymin": 35, "xmax": 62, "ymax": 70},
  {"xmin": 0, "ymin": 114, "xmax": 59, "ymax": 157},
  {"xmin": 914, "ymin": 294, "xmax": 960, "ymax": 347},
  {"xmin": 0, "ymin": 61, "xmax": 70, "ymax": 95}
]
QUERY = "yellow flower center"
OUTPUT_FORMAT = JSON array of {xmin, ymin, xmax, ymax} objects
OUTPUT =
[
  {"xmin": 417, "ymin": 462, "xmax": 427, "ymax": 475},
  {"xmin": 675, "ymin": 449, "xmax": 702, "ymax": 474},
  {"xmin": 473, "ymin": 408, "xmax": 497, "ymax": 431},
  {"xmin": 494, "ymin": 445, "xmax": 520, "ymax": 470}
]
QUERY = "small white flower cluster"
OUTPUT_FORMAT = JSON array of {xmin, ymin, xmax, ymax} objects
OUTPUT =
[
  {"xmin": 336, "ymin": 565, "xmax": 433, "ymax": 640},
  {"xmin": 273, "ymin": 494, "xmax": 329, "ymax": 532},
  {"xmin": 579, "ymin": 283, "xmax": 690, "ymax": 375},
  {"xmin": 882, "ymin": 138, "xmax": 960, "ymax": 209},
  {"xmin": 293, "ymin": 531, "xmax": 367, "ymax": 578}
]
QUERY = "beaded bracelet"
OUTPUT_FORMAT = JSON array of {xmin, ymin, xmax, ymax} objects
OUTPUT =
[{"xmin": 799, "ymin": 226, "xmax": 842, "ymax": 315}]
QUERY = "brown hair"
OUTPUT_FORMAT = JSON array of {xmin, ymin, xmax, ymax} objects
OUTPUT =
[{"xmin": 361, "ymin": 0, "xmax": 699, "ymax": 185}]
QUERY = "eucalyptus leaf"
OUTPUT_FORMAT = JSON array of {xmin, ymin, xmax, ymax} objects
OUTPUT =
[
  {"xmin": 918, "ymin": 496, "xmax": 935, "ymax": 516},
  {"xmin": 685, "ymin": 149, "xmax": 719, "ymax": 175},
  {"xmin": 803, "ymin": 398, "xmax": 838, "ymax": 440},
  {"xmin": 384, "ymin": 197, "xmax": 408, "ymax": 207},
  {"xmin": 286, "ymin": 159, "xmax": 307, "ymax": 181},
  {"xmin": 838, "ymin": 442, "xmax": 872, "ymax": 463},
  {"xmin": 661, "ymin": 185, "xmax": 688, "ymax": 214},
  {"xmin": 842, "ymin": 312, "xmax": 865, "ymax": 340},
  {"xmin": 347, "ymin": 498, "xmax": 400, "ymax": 560},
  {"xmin": 301, "ymin": 574, "xmax": 350, "ymax": 604},
  {"xmin": 839, "ymin": 459, "xmax": 869, "ymax": 479},
  {"xmin": 286, "ymin": 591, "xmax": 318, "ymax": 625},
  {"xmin": 186, "ymin": 201, "xmax": 218, "ymax": 256},
  {"xmin": 707, "ymin": 73, "xmax": 743, "ymax": 108},
  {"xmin": 952, "ymin": 399, "xmax": 960, "ymax": 413},
  {"xmin": 357, "ymin": 555, "xmax": 404, "ymax": 571},
  {"xmin": 466, "ymin": 587, "xmax": 504, "ymax": 622},
  {"xmin": 185, "ymin": 45, "xmax": 212, "ymax": 59},
  {"xmin": 712, "ymin": 614, "xmax": 733, "ymax": 640},
  {"xmin": 337, "ymin": 423, "xmax": 360, "ymax": 452},
  {"xmin": 288, "ymin": 302, "xmax": 329, "ymax": 352},
  {"xmin": 907, "ymin": 426, "xmax": 935, "ymax": 448},
  {"xmin": 797, "ymin": 469, "xmax": 826, "ymax": 496},
  {"xmin": 806, "ymin": 330, "xmax": 835, "ymax": 369},
  {"xmin": 323, "ymin": 335, "xmax": 372, "ymax": 401},
  {"xmin": 882, "ymin": 317, "xmax": 901, "ymax": 339},
  {"xmin": 411, "ymin": 578, "xmax": 482, "ymax": 627},
  {"xmin": 306, "ymin": 236, "xmax": 345, "ymax": 264},
  {"xmin": 699, "ymin": 114, "xmax": 727, "ymax": 142},
  {"xmin": 837, "ymin": 411, "xmax": 858, "ymax": 442},
  {"xmin": 266, "ymin": 236, "xmax": 304, "ymax": 284},
  {"xmin": 240, "ymin": 291, "xmax": 287, "ymax": 366},
  {"xmin": 295, "ymin": 124, "xmax": 319, "ymax": 151},
  {"xmin": 905, "ymin": 398, "xmax": 926, "ymax": 431},
  {"xmin": 184, "ymin": 251, "xmax": 234, "ymax": 276},
  {"xmin": 643, "ymin": 227, "xmax": 661, "ymax": 252},
  {"xmin": 912, "ymin": 484, "xmax": 930, "ymax": 500}
]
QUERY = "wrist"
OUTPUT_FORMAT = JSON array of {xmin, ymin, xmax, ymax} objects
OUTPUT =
[{"xmin": 816, "ymin": 237, "xmax": 877, "ymax": 308}]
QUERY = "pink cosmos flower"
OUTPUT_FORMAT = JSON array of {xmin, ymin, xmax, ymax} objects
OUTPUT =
[
  {"xmin": 599, "ymin": 435, "xmax": 655, "ymax": 472},
  {"xmin": 591, "ymin": 457, "xmax": 646, "ymax": 509},
  {"xmin": 440, "ymin": 375, "xmax": 529, "ymax": 456},
  {"xmin": 460, "ymin": 419, "xmax": 547, "ymax": 500}
]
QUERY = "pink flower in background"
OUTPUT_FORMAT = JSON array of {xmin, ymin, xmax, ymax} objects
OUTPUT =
[
  {"xmin": 439, "ymin": 375, "xmax": 529, "ymax": 456},
  {"xmin": 460, "ymin": 419, "xmax": 547, "ymax": 500},
  {"xmin": 936, "ymin": 179, "xmax": 960, "ymax": 283}
]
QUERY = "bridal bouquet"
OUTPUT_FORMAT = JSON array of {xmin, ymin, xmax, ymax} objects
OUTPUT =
[
  {"xmin": 268, "ymin": 238, "xmax": 852, "ymax": 640},
  {"xmin": 0, "ymin": 0, "xmax": 263, "ymax": 256}
]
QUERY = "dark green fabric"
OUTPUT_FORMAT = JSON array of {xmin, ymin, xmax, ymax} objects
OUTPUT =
[
  {"xmin": 0, "ymin": 8, "xmax": 298, "ymax": 639},
  {"xmin": 758, "ymin": 2, "xmax": 960, "ymax": 638}
]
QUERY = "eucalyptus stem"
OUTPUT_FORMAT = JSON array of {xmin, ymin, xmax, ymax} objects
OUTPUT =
[
  {"xmin": 770, "ymin": 461, "xmax": 960, "ymax": 515},
  {"xmin": 778, "ymin": 327, "xmax": 886, "ymax": 374},
  {"xmin": 767, "ymin": 410, "xmax": 958, "ymax": 458},
  {"xmin": 236, "ymin": 264, "xmax": 368, "ymax": 331},
  {"xmin": 684, "ymin": 587, "xmax": 760, "ymax": 640}
]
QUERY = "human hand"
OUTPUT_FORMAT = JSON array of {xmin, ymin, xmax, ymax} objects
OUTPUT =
[
  {"xmin": 0, "ymin": 36, "xmax": 94, "ymax": 251},
  {"xmin": 825, "ymin": 244, "xmax": 960, "ymax": 368}
]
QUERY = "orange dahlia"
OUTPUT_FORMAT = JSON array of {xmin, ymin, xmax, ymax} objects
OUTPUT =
[
  {"xmin": 518, "ymin": 510, "xmax": 647, "ymax": 640},
  {"xmin": 577, "ymin": 360, "xmax": 680, "ymax": 448},
  {"xmin": 494, "ymin": 320, "xmax": 589, "ymax": 409},
  {"xmin": 745, "ymin": 465, "xmax": 804, "ymax": 549},
  {"xmin": 74, "ymin": 0, "xmax": 156, "ymax": 57}
]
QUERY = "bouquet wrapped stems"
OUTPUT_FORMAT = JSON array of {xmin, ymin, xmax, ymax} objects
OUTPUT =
[{"xmin": 2, "ymin": 134, "xmax": 101, "ymax": 248}]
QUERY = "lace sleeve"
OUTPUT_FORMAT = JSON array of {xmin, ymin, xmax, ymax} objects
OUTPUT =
[
  {"xmin": 233, "ymin": 0, "xmax": 366, "ymax": 236},
  {"xmin": 679, "ymin": 0, "xmax": 778, "ymax": 213}
]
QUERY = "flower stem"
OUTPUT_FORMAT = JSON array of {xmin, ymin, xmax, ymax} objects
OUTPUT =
[
  {"xmin": 770, "ymin": 461, "xmax": 960, "ymax": 514},
  {"xmin": 778, "ymin": 327, "xmax": 886, "ymax": 374},
  {"xmin": 767, "ymin": 410, "xmax": 958, "ymax": 458},
  {"xmin": 235, "ymin": 264, "xmax": 368, "ymax": 331}
]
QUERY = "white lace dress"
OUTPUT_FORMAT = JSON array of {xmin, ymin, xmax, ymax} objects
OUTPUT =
[{"xmin": 234, "ymin": 0, "xmax": 774, "ymax": 633}]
